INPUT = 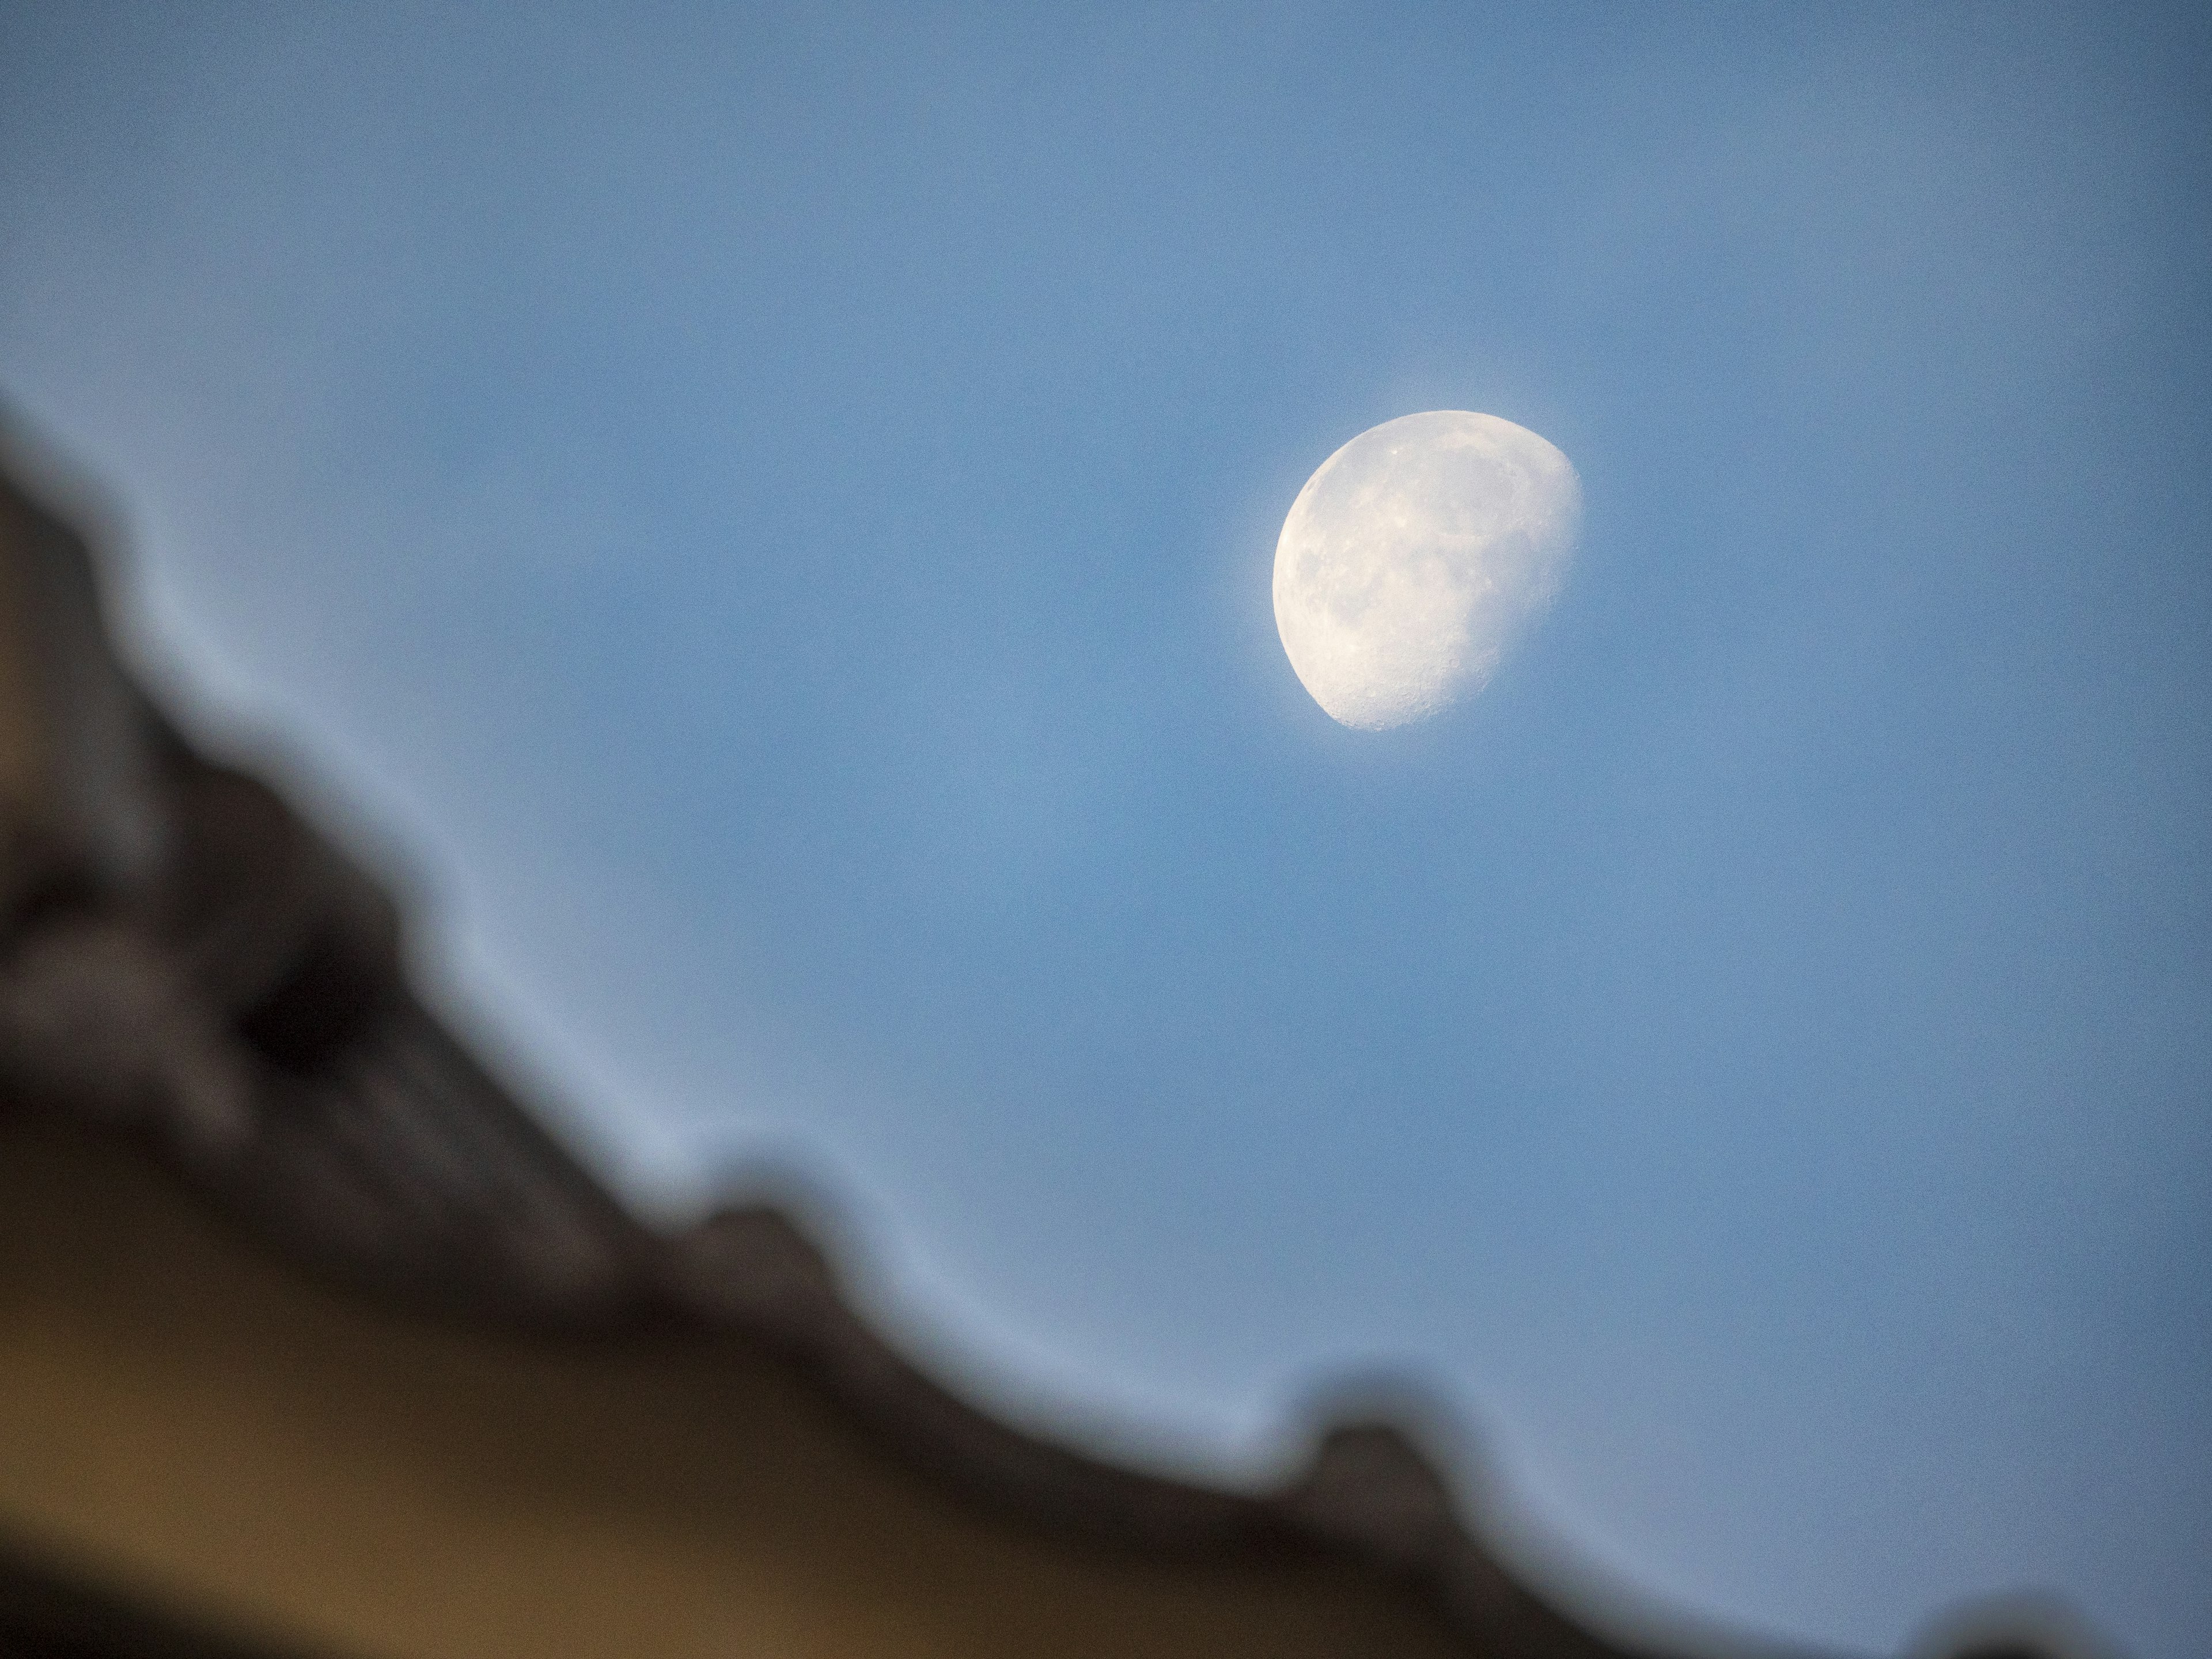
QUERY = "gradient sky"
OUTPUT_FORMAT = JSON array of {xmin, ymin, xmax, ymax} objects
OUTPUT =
[{"xmin": 3, "ymin": 6, "xmax": 2207, "ymax": 1656}]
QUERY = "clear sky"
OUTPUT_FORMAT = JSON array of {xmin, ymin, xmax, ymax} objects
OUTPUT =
[{"xmin": 3, "ymin": 6, "xmax": 2207, "ymax": 1655}]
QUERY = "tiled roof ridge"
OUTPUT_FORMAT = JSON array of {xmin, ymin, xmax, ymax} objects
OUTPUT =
[{"xmin": 0, "ymin": 427, "xmax": 2071, "ymax": 1659}]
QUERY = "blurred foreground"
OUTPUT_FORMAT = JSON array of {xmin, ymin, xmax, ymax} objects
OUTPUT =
[{"xmin": 0, "ymin": 427, "xmax": 2100, "ymax": 1659}]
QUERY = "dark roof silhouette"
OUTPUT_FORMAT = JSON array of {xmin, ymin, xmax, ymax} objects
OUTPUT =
[{"xmin": 0, "ymin": 425, "xmax": 2084, "ymax": 1659}]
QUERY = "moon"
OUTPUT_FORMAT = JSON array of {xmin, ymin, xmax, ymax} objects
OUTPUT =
[{"xmin": 1272, "ymin": 411, "xmax": 1581, "ymax": 730}]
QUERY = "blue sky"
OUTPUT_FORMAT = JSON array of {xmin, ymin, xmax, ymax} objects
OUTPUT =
[{"xmin": 3, "ymin": 5, "xmax": 2207, "ymax": 1654}]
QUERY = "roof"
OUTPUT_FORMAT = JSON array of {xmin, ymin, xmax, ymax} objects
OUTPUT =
[{"xmin": 0, "ymin": 427, "xmax": 2058, "ymax": 1659}]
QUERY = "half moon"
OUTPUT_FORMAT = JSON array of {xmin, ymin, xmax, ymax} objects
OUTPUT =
[{"xmin": 1272, "ymin": 411, "xmax": 1581, "ymax": 730}]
